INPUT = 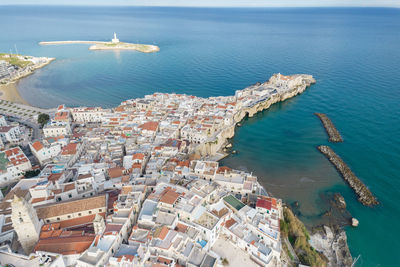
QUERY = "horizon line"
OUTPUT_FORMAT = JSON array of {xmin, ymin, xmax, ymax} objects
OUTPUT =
[{"xmin": 1, "ymin": 4, "xmax": 399, "ymax": 8}]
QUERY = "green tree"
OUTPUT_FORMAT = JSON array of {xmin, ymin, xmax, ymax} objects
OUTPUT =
[
  {"xmin": 24, "ymin": 169, "xmax": 40, "ymax": 178},
  {"xmin": 38, "ymin": 113, "xmax": 50, "ymax": 127}
]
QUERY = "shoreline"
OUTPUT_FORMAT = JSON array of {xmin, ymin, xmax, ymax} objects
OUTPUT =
[
  {"xmin": 0, "ymin": 82, "xmax": 28, "ymax": 105},
  {"xmin": 0, "ymin": 57, "xmax": 55, "ymax": 106}
]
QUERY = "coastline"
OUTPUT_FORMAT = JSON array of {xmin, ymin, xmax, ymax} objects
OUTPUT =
[
  {"xmin": 0, "ymin": 82, "xmax": 28, "ymax": 105},
  {"xmin": 0, "ymin": 57, "xmax": 55, "ymax": 106}
]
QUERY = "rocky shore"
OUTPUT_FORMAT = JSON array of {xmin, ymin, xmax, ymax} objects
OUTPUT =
[
  {"xmin": 310, "ymin": 225, "xmax": 353, "ymax": 267},
  {"xmin": 315, "ymin": 113, "xmax": 343, "ymax": 142},
  {"xmin": 317, "ymin": 145, "xmax": 378, "ymax": 206}
]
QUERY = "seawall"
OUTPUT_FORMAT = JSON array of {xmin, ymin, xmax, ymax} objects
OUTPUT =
[
  {"xmin": 317, "ymin": 145, "xmax": 378, "ymax": 206},
  {"xmin": 315, "ymin": 113, "xmax": 343, "ymax": 142}
]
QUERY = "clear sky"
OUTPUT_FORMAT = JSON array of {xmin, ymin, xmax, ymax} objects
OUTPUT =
[{"xmin": 2, "ymin": 0, "xmax": 399, "ymax": 8}]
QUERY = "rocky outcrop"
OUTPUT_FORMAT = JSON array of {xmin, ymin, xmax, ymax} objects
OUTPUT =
[
  {"xmin": 310, "ymin": 225, "xmax": 353, "ymax": 267},
  {"xmin": 317, "ymin": 145, "xmax": 378, "ymax": 206},
  {"xmin": 315, "ymin": 113, "xmax": 343, "ymax": 142},
  {"xmin": 281, "ymin": 207, "xmax": 328, "ymax": 267}
]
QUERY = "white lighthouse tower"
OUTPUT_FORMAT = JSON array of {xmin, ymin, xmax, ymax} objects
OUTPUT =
[{"xmin": 112, "ymin": 32, "xmax": 119, "ymax": 43}]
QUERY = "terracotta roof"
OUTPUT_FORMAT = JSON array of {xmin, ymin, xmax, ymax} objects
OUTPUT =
[
  {"xmin": 159, "ymin": 188, "xmax": 180, "ymax": 205},
  {"xmin": 61, "ymin": 143, "xmax": 78, "ymax": 155},
  {"xmin": 58, "ymin": 212, "xmax": 105, "ymax": 229},
  {"xmin": 108, "ymin": 167, "xmax": 124, "ymax": 179},
  {"xmin": 104, "ymin": 223, "xmax": 123, "ymax": 235},
  {"xmin": 63, "ymin": 183, "xmax": 75, "ymax": 192},
  {"xmin": 32, "ymin": 141, "xmax": 44, "ymax": 151},
  {"xmin": 36, "ymin": 195, "xmax": 106, "ymax": 219},
  {"xmin": 48, "ymin": 172, "xmax": 63, "ymax": 183},
  {"xmin": 225, "ymin": 218, "xmax": 237, "ymax": 228},
  {"xmin": 175, "ymin": 223, "xmax": 188, "ymax": 233},
  {"xmin": 256, "ymin": 198, "xmax": 271, "ymax": 210},
  {"xmin": 132, "ymin": 153, "xmax": 144, "ymax": 160},
  {"xmin": 217, "ymin": 166, "xmax": 232, "ymax": 174},
  {"xmin": 139, "ymin": 121, "xmax": 159, "ymax": 132},
  {"xmin": 154, "ymin": 226, "xmax": 169, "ymax": 240},
  {"xmin": 34, "ymin": 231, "xmax": 95, "ymax": 255},
  {"xmin": 78, "ymin": 173, "xmax": 92, "ymax": 180}
]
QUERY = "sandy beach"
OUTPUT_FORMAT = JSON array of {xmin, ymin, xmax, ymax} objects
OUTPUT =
[{"xmin": 0, "ymin": 82, "xmax": 29, "ymax": 105}]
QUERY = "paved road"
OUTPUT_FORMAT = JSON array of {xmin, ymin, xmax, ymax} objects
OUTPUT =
[{"xmin": 6, "ymin": 115, "xmax": 41, "ymax": 141}]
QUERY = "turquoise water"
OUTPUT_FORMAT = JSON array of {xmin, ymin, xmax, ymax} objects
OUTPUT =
[{"xmin": 1, "ymin": 6, "xmax": 400, "ymax": 266}]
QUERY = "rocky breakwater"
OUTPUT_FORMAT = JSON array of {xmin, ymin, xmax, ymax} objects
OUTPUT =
[
  {"xmin": 315, "ymin": 113, "xmax": 343, "ymax": 142},
  {"xmin": 317, "ymin": 145, "xmax": 378, "ymax": 206},
  {"xmin": 195, "ymin": 74, "xmax": 316, "ymax": 158}
]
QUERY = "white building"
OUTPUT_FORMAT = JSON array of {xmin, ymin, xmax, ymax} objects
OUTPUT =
[
  {"xmin": 70, "ymin": 107, "xmax": 109, "ymax": 123},
  {"xmin": 30, "ymin": 141, "xmax": 61, "ymax": 165},
  {"xmin": 43, "ymin": 121, "xmax": 71, "ymax": 138},
  {"xmin": 0, "ymin": 147, "xmax": 32, "ymax": 186},
  {"xmin": 0, "ymin": 125, "xmax": 21, "ymax": 144}
]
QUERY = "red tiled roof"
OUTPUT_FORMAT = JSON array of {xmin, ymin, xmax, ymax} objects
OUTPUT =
[
  {"xmin": 108, "ymin": 167, "xmax": 124, "ymax": 178},
  {"xmin": 32, "ymin": 141, "xmax": 44, "ymax": 151},
  {"xmin": 159, "ymin": 188, "xmax": 180, "ymax": 205},
  {"xmin": 139, "ymin": 121, "xmax": 159, "ymax": 132},
  {"xmin": 225, "ymin": 218, "xmax": 236, "ymax": 228},
  {"xmin": 132, "ymin": 153, "xmax": 144, "ymax": 160},
  {"xmin": 34, "ymin": 232, "xmax": 95, "ymax": 255},
  {"xmin": 61, "ymin": 143, "xmax": 78, "ymax": 155},
  {"xmin": 256, "ymin": 198, "xmax": 272, "ymax": 210}
]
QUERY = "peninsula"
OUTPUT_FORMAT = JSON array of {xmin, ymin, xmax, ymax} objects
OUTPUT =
[
  {"xmin": 39, "ymin": 33, "xmax": 160, "ymax": 53},
  {"xmin": 0, "ymin": 53, "xmax": 54, "ymax": 104}
]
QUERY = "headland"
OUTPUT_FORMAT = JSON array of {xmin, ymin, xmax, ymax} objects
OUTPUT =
[{"xmin": 0, "ymin": 53, "xmax": 54, "ymax": 104}]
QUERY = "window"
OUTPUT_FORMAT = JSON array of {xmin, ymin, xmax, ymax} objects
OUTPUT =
[
  {"xmin": 68, "ymin": 194, "xmax": 72, "ymax": 198},
  {"xmin": 57, "ymin": 217, "xmax": 60, "ymax": 221},
  {"xmin": 78, "ymin": 213, "xmax": 82, "ymax": 216},
  {"xmin": 46, "ymin": 220, "xmax": 50, "ymax": 223},
  {"xmin": 99, "ymin": 209, "xmax": 102, "ymax": 212},
  {"xmin": 89, "ymin": 211, "xmax": 92, "ymax": 214}
]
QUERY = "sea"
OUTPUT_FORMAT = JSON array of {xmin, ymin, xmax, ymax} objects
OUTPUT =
[{"xmin": 1, "ymin": 5, "xmax": 399, "ymax": 266}]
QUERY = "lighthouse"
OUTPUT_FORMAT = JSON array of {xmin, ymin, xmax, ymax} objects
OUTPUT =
[{"xmin": 112, "ymin": 32, "xmax": 120, "ymax": 43}]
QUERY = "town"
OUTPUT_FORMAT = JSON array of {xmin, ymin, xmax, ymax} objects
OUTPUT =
[{"xmin": 0, "ymin": 73, "xmax": 315, "ymax": 266}]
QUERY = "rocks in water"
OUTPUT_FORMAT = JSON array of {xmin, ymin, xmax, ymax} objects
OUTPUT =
[
  {"xmin": 237, "ymin": 123, "xmax": 242, "ymax": 127},
  {"xmin": 334, "ymin": 193, "xmax": 346, "ymax": 209},
  {"xmin": 225, "ymin": 143, "xmax": 232, "ymax": 148},
  {"xmin": 231, "ymin": 150, "xmax": 237, "ymax": 154},
  {"xmin": 310, "ymin": 225, "xmax": 353, "ymax": 267},
  {"xmin": 319, "ymin": 192, "xmax": 352, "ymax": 228},
  {"xmin": 352, "ymin": 218, "xmax": 359, "ymax": 227},
  {"xmin": 315, "ymin": 113, "xmax": 343, "ymax": 142},
  {"xmin": 317, "ymin": 145, "xmax": 379, "ymax": 206}
]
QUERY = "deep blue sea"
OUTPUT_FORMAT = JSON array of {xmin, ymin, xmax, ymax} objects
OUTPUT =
[{"xmin": 1, "ymin": 6, "xmax": 399, "ymax": 266}]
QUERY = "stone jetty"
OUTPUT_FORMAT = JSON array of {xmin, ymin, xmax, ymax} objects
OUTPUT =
[
  {"xmin": 315, "ymin": 113, "xmax": 343, "ymax": 142},
  {"xmin": 318, "ymin": 145, "xmax": 378, "ymax": 206}
]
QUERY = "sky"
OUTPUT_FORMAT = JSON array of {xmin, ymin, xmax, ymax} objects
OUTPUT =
[{"xmin": 1, "ymin": 0, "xmax": 399, "ymax": 8}]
